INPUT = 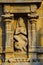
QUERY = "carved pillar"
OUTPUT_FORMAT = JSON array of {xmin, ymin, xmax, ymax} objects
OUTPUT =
[
  {"xmin": 28, "ymin": 4, "xmax": 39, "ymax": 63},
  {"xmin": 29, "ymin": 19, "xmax": 37, "ymax": 58},
  {"xmin": 2, "ymin": 13, "xmax": 14, "ymax": 52}
]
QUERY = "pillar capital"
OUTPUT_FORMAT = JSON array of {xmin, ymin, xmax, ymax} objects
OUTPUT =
[
  {"xmin": 1, "ymin": 13, "xmax": 14, "ymax": 22},
  {"xmin": 28, "ymin": 13, "xmax": 39, "ymax": 19}
]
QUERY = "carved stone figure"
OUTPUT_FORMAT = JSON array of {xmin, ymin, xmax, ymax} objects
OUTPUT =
[{"xmin": 14, "ymin": 17, "xmax": 27, "ymax": 52}]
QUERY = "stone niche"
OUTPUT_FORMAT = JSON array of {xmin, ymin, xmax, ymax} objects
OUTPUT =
[{"xmin": 0, "ymin": 0, "xmax": 42, "ymax": 65}]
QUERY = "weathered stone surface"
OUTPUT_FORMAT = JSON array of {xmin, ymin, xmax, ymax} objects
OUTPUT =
[
  {"xmin": 4, "ymin": 14, "xmax": 14, "ymax": 52},
  {"xmin": 0, "ymin": 0, "xmax": 41, "ymax": 3},
  {"xmin": 4, "ymin": 5, "xmax": 30, "ymax": 13},
  {"xmin": 0, "ymin": 0, "xmax": 42, "ymax": 64}
]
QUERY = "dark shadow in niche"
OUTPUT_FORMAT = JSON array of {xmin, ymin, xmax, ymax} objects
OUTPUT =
[
  {"xmin": 0, "ymin": 4, "xmax": 6, "ymax": 62},
  {"xmin": 24, "ymin": 15, "xmax": 29, "ymax": 58},
  {"xmin": 1, "ymin": 20, "xmax": 6, "ymax": 51},
  {"xmin": 0, "ymin": 19, "xmax": 6, "ymax": 52},
  {"xmin": 0, "ymin": 16, "xmax": 6, "ymax": 62},
  {"xmin": 13, "ymin": 14, "xmax": 19, "ymax": 51},
  {"xmin": 0, "ymin": 5, "xmax": 6, "ymax": 52}
]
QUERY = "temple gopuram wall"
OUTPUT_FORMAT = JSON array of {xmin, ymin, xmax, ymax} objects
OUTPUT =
[{"xmin": 0, "ymin": 0, "xmax": 43, "ymax": 65}]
